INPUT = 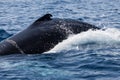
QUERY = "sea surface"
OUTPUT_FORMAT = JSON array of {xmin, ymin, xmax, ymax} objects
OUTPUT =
[{"xmin": 0, "ymin": 0, "xmax": 120, "ymax": 80}]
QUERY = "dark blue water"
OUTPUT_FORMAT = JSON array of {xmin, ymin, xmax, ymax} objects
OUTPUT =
[{"xmin": 0, "ymin": 0, "xmax": 120, "ymax": 80}]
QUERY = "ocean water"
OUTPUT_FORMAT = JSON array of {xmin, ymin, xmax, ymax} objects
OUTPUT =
[{"xmin": 0, "ymin": 0, "xmax": 120, "ymax": 80}]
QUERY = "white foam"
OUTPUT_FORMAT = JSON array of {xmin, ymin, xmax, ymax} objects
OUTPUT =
[{"xmin": 47, "ymin": 28, "xmax": 120, "ymax": 53}]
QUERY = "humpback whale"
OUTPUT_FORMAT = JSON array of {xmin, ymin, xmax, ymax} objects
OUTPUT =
[{"xmin": 0, "ymin": 14, "xmax": 100, "ymax": 55}]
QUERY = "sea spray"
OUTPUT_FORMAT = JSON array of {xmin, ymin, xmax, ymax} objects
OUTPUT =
[{"xmin": 47, "ymin": 28, "xmax": 120, "ymax": 53}]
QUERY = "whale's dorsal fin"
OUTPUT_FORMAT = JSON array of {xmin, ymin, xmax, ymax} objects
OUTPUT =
[
  {"xmin": 29, "ymin": 14, "xmax": 52, "ymax": 28},
  {"xmin": 35, "ymin": 14, "xmax": 52, "ymax": 22}
]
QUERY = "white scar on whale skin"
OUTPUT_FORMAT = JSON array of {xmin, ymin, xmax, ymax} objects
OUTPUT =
[{"xmin": 5, "ymin": 39, "xmax": 25, "ymax": 54}]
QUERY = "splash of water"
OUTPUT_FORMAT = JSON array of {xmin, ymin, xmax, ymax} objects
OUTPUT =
[{"xmin": 47, "ymin": 28, "xmax": 120, "ymax": 53}]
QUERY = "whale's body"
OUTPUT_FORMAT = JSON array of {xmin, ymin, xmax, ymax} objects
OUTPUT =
[{"xmin": 0, "ymin": 14, "xmax": 99, "ymax": 55}]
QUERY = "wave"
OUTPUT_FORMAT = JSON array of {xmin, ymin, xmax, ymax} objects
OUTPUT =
[
  {"xmin": 47, "ymin": 28, "xmax": 120, "ymax": 53},
  {"xmin": 0, "ymin": 29, "xmax": 12, "ymax": 41}
]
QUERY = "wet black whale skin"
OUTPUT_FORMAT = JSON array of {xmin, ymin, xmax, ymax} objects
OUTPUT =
[{"xmin": 0, "ymin": 14, "xmax": 100, "ymax": 55}]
